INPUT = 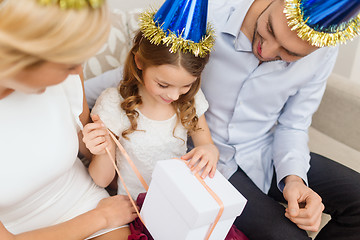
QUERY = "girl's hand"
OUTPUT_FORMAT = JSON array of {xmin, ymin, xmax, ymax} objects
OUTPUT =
[
  {"xmin": 181, "ymin": 144, "xmax": 219, "ymax": 178},
  {"xmin": 82, "ymin": 115, "xmax": 111, "ymax": 155}
]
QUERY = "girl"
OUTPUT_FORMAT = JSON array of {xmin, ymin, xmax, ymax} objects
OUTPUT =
[
  {"xmin": 82, "ymin": 28, "xmax": 219, "ymax": 199},
  {"xmin": 0, "ymin": 0, "xmax": 136, "ymax": 239}
]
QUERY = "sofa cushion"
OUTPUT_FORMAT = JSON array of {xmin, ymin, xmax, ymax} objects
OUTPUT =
[
  {"xmin": 309, "ymin": 127, "xmax": 360, "ymax": 173},
  {"xmin": 83, "ymin": 9, "xmax": 142, "ymax": 80},
  {"xmin": 311, "ymin": 74, "xmax": 360, "ymax": 153}
]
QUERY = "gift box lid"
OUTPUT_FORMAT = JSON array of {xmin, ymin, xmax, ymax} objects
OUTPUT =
[{"xmin": 150, "ymin": 159, "xmax": 247, "ymax": 228}]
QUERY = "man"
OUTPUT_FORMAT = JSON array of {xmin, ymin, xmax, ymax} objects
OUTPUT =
[
  {"xmin": 190, "ymin": 0, "xmax": 360, "ymax": 239},
  {"xmin": 84, "ymin": 0, "xmax": 360, "ymax": 239}
]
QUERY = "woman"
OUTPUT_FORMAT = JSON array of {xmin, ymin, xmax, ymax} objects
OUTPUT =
[{"xmin": 0, "ymin": 0, "xmax": 136, "ymax": 239}]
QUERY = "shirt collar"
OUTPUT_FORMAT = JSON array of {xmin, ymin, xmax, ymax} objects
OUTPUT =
[{"xmin": 222, "ymin": 0, "xmax": 254, "ymax": 52}]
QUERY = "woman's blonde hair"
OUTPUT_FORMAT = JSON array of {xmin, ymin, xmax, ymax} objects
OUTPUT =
[
  {"xmin": 0, "ymin": 0, "xmax": 110, "ymax": 79},
  {"xmin": 119, "ymin": 31, "xmax": 210, "ymax": 140}
]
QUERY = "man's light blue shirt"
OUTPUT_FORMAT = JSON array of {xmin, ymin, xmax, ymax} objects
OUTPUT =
[{"xmin": 204, "ymin": 0, "xmax": 339, "ymax": 193}]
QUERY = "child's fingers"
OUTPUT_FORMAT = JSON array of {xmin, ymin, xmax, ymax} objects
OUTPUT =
[
  {"xmin": 209, "ymin": 165, "xmax": 217, "ymax": 178},
  {"xmin": 192, "ymin": 158, "xmax": 207, "ymax": 174},
  {"xmin": 82, "ymin": 128, "xmax": 108, "ymax": 147},
  {"xmin": 86, "ymin": 128, "xmax": 108, "ymax": 140},
  {"xmin": 91, "ymin": 114, "xmax": 101, "ymax": 123},
  {"xmin": 90, "ymin": 141, "xmax": 109, "ymax": 155},
  {"xmin": 188, "ymin": 152, "xmax": 202, "ymax": 168},
  {"xmin": 104, "ymin": 133, "xmax": 113, "ymax": 142},
  {"xmin": 88, "ymin": 136, "xmax": 107, "ymax": 148},
  {"xmin": 91, "ymin": 115, "xmax": 107, "ymax": 129},
  {"xmin": 181, "ymin": 149, "xmax": 194, "ymax": 161},
  {"xmin": 83, "ymin": 122, "xmax": 105, "ymax": 134},
  {"xmin": 200, "ymin": 164, "xmax": 213, "ymax": 179},
  {"xmin": 85, "ymin": 136, "xmax": 106, "ymax": 152}
]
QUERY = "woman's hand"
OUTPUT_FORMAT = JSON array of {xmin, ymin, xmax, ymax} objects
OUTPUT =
[
  {"xmin": 95, "ymin": 195, "xmax": 138, "ymax": 228},
  {"xmin": 82, "ymin": 115, "xmax": 112, "ymax": 155},
  {"xmin": 181, "ymin": 143, "xmax": 219, "ymax": 178},
  {"xmin": 0, "ymin": 195, "xmax": 138, "ymax": 240}
]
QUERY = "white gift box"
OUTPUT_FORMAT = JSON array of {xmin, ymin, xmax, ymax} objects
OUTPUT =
[{"xmin": 140, "ymin": 159, "xmax": 247, "ymax": 240}]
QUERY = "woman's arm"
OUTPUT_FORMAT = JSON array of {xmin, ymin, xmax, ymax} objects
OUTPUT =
[
  {"xmin": 182, "ymin": 115, "xmax": 219, "ymax": 178},
  {"xmin": 78, "ymin": 70, "xmax": 92, "ymax": 161},
  {"xmin": 0, "ymin": 195, "xmax": 137, "ymax": 240}
]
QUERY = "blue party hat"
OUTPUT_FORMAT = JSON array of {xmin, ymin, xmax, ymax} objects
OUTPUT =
[
  {"xmin": 139, "ymin": 0, "xmax": 214, "ymax": 57},
  {"xmin": 284, "ymin": 0, "xmax": 360, "ymax": 47}
]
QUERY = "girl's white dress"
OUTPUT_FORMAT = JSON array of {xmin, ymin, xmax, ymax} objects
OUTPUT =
[
  {"xmin": 0, "ymin": 75, "xmax": 120, "ymax": 238},
  {"xmin": 92, "ymin": 87, "xmax": 209, "ymax": 199}
]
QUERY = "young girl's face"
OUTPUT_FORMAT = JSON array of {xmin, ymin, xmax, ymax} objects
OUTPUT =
[{"xmin": 141, "ymin": 64, "xmax": 197, "ymax": 105}]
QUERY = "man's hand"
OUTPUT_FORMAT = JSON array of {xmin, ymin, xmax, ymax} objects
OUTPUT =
[{"xmin": 283, "ymin": 175, "xmax": 324, "ymax": 232}]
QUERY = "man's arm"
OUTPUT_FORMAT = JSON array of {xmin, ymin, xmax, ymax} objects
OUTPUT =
[
  {"xmin": 272, "ymin": 47, "xmax": 338, "ymax": 231},
  {"xmin": 282, "ymin": 175, "xmax": 325, "ymax": 231},
  {"xmin": 273, "ymin": 47, "xmax": 339, "ymax": 190}
]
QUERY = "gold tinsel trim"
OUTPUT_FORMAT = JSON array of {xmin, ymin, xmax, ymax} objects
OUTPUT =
[
  {"xmin": 139, "ymin": 10, "xmax": 215, "ymax": 58},
  {"xmin": 37, "ymin": 0, "xmax": 104, "ymax": 9},
  {"xmin": 284, "ymin": 0, "xmax": 360, "ymax": 47}
]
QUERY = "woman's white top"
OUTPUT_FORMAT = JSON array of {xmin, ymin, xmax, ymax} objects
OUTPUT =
[
  {"xmin": 0, "ymin": 75, "xmax": 116, "ymax": 238},
  {"xmin": 92, "ymin": 87, "xmax": 209, "ymax": 199}
]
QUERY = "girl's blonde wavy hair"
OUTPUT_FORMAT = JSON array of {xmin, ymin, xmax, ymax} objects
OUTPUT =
[
  {"xmin": 119, "ymin": 31, "xmax": 210, "ymax": 140},
  {"xmin": 0, "ymin": 0, "xmax": 110, "ymax": 80}
]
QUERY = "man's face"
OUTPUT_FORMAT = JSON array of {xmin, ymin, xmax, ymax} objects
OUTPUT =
[{"xmin": 252, "ymin": 0, "xmax": 318, "ymax": 62}]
